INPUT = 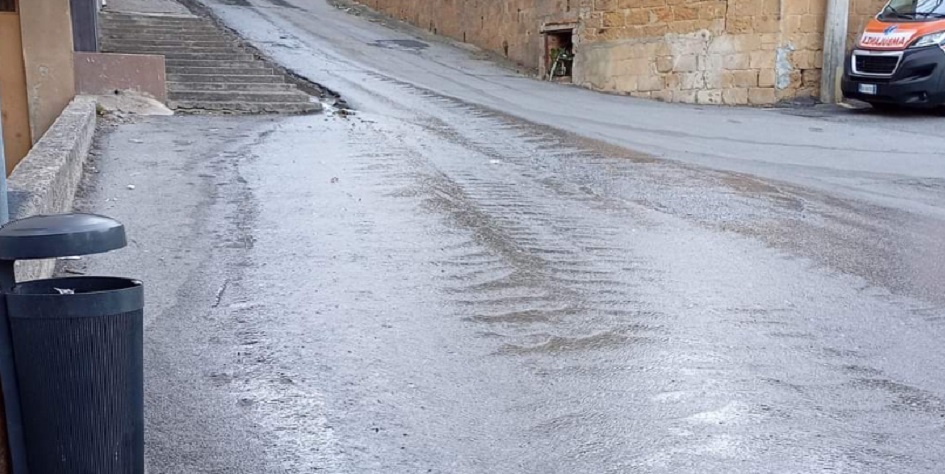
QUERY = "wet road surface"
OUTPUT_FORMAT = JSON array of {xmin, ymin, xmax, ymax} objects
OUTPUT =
[{"xmin": 77, "ymin": 0, "xmax": 945, "ymax": 472}]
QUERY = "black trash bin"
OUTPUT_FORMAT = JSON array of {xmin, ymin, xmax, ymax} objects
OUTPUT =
[
  {"xmin": 0, "ymin": 213, "xmax": 144, "ymax": 474},
  {"xmin": 7, "ymin": 277, "xmax": 144, "ymax": 474}
]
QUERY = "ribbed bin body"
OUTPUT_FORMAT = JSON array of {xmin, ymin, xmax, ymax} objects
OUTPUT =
[{"xmin": 6, "ymin": 277, "xmax": 144, "ymax": 474}]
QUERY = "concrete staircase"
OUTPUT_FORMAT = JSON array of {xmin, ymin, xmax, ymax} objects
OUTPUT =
[{"xmin": 100, "ymin": 11, "xmax": 318, "ymax": 114}]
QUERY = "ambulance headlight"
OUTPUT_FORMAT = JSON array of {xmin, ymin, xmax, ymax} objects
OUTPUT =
[{"xmin": 911, "ymin": 30, "xmax": 945, "ymax": 48}]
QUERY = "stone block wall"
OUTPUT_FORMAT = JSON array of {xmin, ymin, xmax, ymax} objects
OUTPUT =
[
  {"xmin": 849, "ymin": 0, "xmax": 885, "ymax": 46},
  {"xmin": 575, "ymin": 0, "xmax": 833, "ymax": 104},
  {"xmin": 359, "ymin": 0, "xmax": 579, "ymax": 70},
  {"xmin": 356, "ymin": 0, "xmax": 889, "ymax": 105}
]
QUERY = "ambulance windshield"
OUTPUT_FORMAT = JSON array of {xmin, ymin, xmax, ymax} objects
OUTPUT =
[{"xmin": 881, "ymin": 0, "xmax": 945, "ymax": 20}]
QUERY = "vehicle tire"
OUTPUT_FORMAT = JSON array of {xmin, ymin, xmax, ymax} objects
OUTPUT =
[{"xmin": 868, "ymin": 102, "xmax": 900, "ymax": 112}]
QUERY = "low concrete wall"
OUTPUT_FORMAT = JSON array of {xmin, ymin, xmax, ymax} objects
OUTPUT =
[
  {"xmin": 75, "ymin": 52, "xmax": 167, "ymax": 103},
  {"xmin": 7, "ymin": 96, "xmax": 97, "ymax": 281}
]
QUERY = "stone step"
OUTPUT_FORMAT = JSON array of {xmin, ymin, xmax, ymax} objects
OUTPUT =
[
  {"xmin": 103, "ymin": 38, "xmax": 229, "ymax": 46},
  {"xmin": 102, "ymin": 12, "xmax": 320, "ymax": 115},
  {"xmin": 101, "ymin": 44, "xmax": 237, "ymax": 53},
  {"xmin": 168, "ymin": 73, "xmax": 285, "ymax": 84},
  {"xmin": 111, "ymin": 52, "xmax": 253, "ymax": 61},
  {"xmin": 168, "ymin": 81, "xmax": 295, "ymax": 92},
  {"xmin": 101, "ymin": 49, "xmax": 242, "ymax": 59},
  {"xmin": 101, "ymin": 27, "xmax": 221, "ymax": 35},
  {"xmin": 166, "ymin": 66, "xmax": 273, "ymax": 75},
  {"xmin": 100, "ymin": 19, "xmax": 205, "ymax": 27},
  {"xmin": 101, "ymin": 19, "xmax": 211, "ymax": 25},
  {"xmin": 169, "ymin": 90, "xmax": 311, "ymax": 103},
  {"xmin": 168, "ymin": 100, "xmax": 319, "ymax": 114},
  {"xmin": 165, "ymin": 58, "xmax": 262, "ymax": 68},
  {"xmin": 103, "ymin": 24, "xmax": 210, "ymax": 31},
  {"xmin": 101, "ymin": 12, "xmax": 201, "ymax": 20},
  {"xmin": 100, "ymin": 13, "xmax": 204, "ymax": 20},
  {"xmin": 102, "ymin": 33, "xmax": 227, "ymax": 41},
  {"xmin": 102, "ymin": 31, "xmax": 223, "ymax": 40},
  {"xmin": 101, "ymin": 18, "xmax": 210, "ymax": 27},
  {"xmin": 99, "ymin": 33, "xmax": 228, "ymax": 43},
  {"xmin": 174, "ymin": 52, "xmax": 254, "ymax": 61},
  {"xmin": 101, "ymin": 39, "xmax": 236, "ymax": 47},
  {"xmin": 101, "ymin": 46, "xmax": 240, "ymax": 56},
  {"xmin": 99, "ymin": 24, "xmax": 226, "ymax": 35}
]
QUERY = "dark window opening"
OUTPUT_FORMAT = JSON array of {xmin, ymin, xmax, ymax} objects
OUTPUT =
[
  {"xmin": 0, "ymin": 0, "xmax": 17, "ymax": 12},
  {"xmin": 545, "ymin": 29, "xmax": 574, "ymax": 82}
]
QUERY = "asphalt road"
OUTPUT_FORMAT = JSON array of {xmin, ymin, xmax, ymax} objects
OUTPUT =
[{"xmin": 77, "ymin": 0, "xmax": 945, "ymax": 472}]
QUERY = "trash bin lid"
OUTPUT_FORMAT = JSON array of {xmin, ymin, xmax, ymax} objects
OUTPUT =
[{"xmin": 0, "ymin": 214, "xmax": 127, "ymax": 260}]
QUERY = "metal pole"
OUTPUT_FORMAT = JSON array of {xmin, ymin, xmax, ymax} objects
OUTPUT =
[
  {"xmin": 821, "ymin": 0, "xmax": 850, "ymax": 104},
  {"xmin": 0, "ymin": 88, "xmax": 24, "ymax": 474},
  {"xmin": 0, "ymin": 92, "xmax": 10, "ymax": 225}
]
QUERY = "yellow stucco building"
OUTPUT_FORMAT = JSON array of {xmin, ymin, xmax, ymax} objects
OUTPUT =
[{"xmin": 0, "ymin": 0, "xmax": 78, "ymax": 173}]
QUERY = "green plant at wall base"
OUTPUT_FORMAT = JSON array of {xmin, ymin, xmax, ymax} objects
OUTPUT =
[{"xmin": 550, "ymin": 48, "xmax": 573, "ymax": 77}]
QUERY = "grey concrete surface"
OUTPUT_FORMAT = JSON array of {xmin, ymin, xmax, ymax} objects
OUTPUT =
[
  {"xmin": 73, "ymin": 116, "xmax": 284, "ymax": 473},
  {"xmin": 71, "ymin": 0, "xmax": 945, "ymax": 472},
  {"xmin": 203, "ymin": 0, "xmax": 945, "ymax": 219}
]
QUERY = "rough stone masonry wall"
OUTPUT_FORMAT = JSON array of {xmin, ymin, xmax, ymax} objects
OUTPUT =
[
  {"xmin": 359, "ymin": 0, "xmax": 578, "ymax": 70},
  {"xmin": 575, "ymin": 0, "xmax": 834, "ymax": 105},
  {"xmin": 849, "ymin": 0, "xmax": 886, "ymax": 46},
  {"xmin": 358, "ymin": 0, "xmax": 888, "ymax": 105}
]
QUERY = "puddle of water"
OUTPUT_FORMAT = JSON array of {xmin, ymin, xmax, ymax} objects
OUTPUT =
[{"xmin": 370, "ymin": 39, "xmax": 430, "ymax": 51}]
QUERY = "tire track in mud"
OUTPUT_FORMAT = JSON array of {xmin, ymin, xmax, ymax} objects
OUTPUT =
[
  {"xmin": 362, "ymin": 70, "xmax": 945, "ymax": 309},
  {"xmin": 341, "ymin": 76, "xmax": 945, "ymax": 471},
  {"xmin": 220, "ymin": 89, "xmax": 945, "ymax": 472},
  {"xmin": 140, "ymin": 5, "xmax": 945, "ymax": 472},
  {"xmin": 295, "ymin": 98, "xmax": 687, "ymax": 468},
  {"xmin": 401, "ymin": 121, "xmax": 666, "ymax": 351},
  {"xmin": 401, "ymin": 144, "xmax": 679, "ymax": 469}
]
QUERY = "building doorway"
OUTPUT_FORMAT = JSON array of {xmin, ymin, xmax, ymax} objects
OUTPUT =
[
  {"xmin": 543, "ymin": 27, "xmax": 574, "ymax": 82},
  {"xmin": 71, "ymin": 0, "xmax": 100, "ymax": 52}
]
